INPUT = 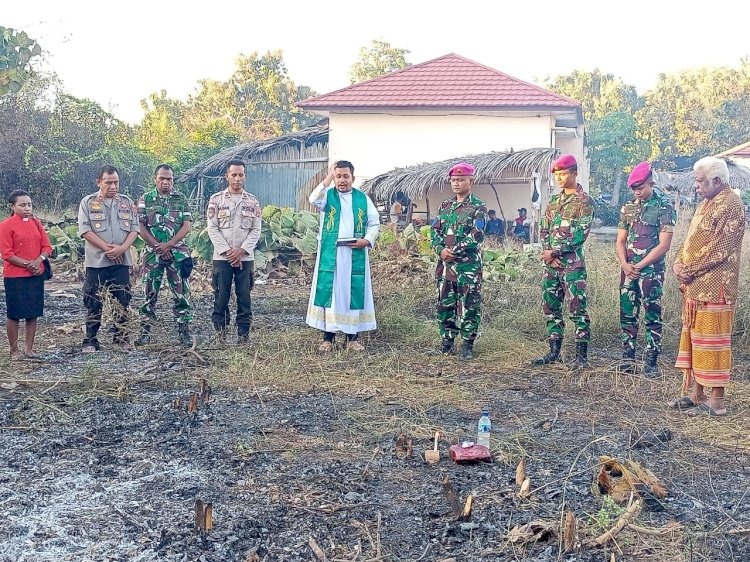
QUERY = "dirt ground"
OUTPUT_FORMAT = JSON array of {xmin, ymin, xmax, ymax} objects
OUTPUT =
[{"xmin": 1, "ymin": 271, "xmax": 749, "ymax": 562}]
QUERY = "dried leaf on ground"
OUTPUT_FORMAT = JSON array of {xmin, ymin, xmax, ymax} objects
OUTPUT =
[
  {"xmin": 516, "ymin": 458, "xmax": 526, "ymax": 486},
  {"xmin": 594, "ymin": 456, "xmax": 667, "ymax": 504},
  {"xmin": 507, "ymin": 519, "xmax": 557, "ymax": 546}
]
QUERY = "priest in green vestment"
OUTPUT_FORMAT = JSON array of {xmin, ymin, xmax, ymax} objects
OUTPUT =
[{"xmin": 306, "ymin": 160, "xmax": 380, "ymax": 352}]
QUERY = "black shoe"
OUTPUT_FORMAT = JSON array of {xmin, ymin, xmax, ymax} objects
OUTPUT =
[
  {"xmin": 459, "ymin": 341, "xmax": 474, "ymax": 361},
  {"xmin": 570, "ymin": 342, "xmax": 589, "ymax": 369},
  {"xmin": 619, "ymin": 348, "xmax": 636, "ymax": 374},
  {"xmin": 135, "ymin": 324, "xmax": 152, "ymax": 346},
  {"xmin": 440, "ymin": 337, "xmax": 456, "ymax": 355},
  {"xmin": 643, "ymin": 350, "xmax": 659, "ymax": 378},
  {"xmin": 82, "ymin": 339, "xmax": 100, "ymax": 353},
  {"xmin": 532, "ymin": 339, "xmax": 562, "ymax": 365},
  {"xmin": 177, "ymin": 323, "xmax": 193, "ymax": 348}
]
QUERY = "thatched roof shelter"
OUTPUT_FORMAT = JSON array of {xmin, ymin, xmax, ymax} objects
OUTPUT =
[
  {"xmin": 669, "ymin": 159, "xmax": 750, "ymax": 194},
  {"xmin": 361, "ymin": 148, "xmax": 557, "ymax": 202},
  {"xmin": 177, "ymin": 120, "xmax": 328, "ymax": 185}
]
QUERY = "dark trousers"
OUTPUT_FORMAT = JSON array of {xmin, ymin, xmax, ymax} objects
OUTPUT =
[
  {"xmin": 211, "ymin": 260, "xmax": 253, "ymax": 334},
  {"xmin": 83, "ymin": 265, "xmax": 131, "ymax": 344}
]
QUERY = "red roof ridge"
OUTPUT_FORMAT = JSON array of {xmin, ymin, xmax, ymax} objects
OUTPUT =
[{"xmin": 298, "ymin": 52, "xmax": 581, "ymax": 110}]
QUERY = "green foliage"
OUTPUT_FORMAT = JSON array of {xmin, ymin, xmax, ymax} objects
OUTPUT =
[
  {"xmin": 349, "ymin": 40, "xmax": 411, "ymax": 84},
  {"xmin": 186, "ymin": 206, "xmax": 320, "ymax": 273},
  {"xmin": 588, "ymin": 495, "xmax": 627, "ymax": 532},
  {"xmin": 375, "ymin": 224, "xmax": 535, "ymax": 280},
  {"xmin": 0, "ymin": 26, "xmax": 42, "ymax": 96},
  {"xmin": 593, "ymin": 198, "xmax": 621, "ymax": 227}
]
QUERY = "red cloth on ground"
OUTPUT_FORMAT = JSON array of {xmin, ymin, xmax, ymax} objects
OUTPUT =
[{"xmin": 0, "ymin": 215, "xmax": 53, "ymax": 278}]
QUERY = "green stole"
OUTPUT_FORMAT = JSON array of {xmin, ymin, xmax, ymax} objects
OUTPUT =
[{"xmin": 313, "ymin": 188, "xmax": 368, "ymax": 310}]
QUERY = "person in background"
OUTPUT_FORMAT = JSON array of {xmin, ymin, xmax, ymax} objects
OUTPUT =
[
  {"xmin": 671, "ymin": 156, "xmax": 745, "ymax": 417},
  {"xmin": 306, "ymin": 160, "xmax": 380, "ymax": 352},
  {"xmin": 484, "ymin": 209, "xmax": 504, "ymax": 240},
  {"xmin": 0, "ymin": 190, "xmax": 53, "ymax": 359},
  {"xmin": 136, "ymin": 164, "xmax": 194, "ymax": 347},
  {"xmin": 532, "ymin": 154, "xmax": 595, "ymax": 369},
  {"xmin": 510, "ymin": 207, "xmax": 531, "ymax": 243},
  {"xmin": 206, "ymin": 159, "xmax": 262, "ymax": 343},
  {"xmin": 616, "ymin": 162, "xmax": 675, "ymax": 376},
  {"xmin": 78, "ymin": 165, "xmax": 140, "ymax": 352},
  {"xmin": 430, "ymin": 162, "xmax": 487, "ymax": 360}
]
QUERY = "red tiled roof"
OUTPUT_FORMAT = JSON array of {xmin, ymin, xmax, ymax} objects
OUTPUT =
[
  {"xmin": 717, "ymin": 140, "xmax": 750, "ymax": 158},
  {"xmin": 298, "ymin": 53, "xmax": 580, "ymax": 110}
]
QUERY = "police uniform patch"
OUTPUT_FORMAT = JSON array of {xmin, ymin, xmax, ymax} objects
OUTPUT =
[
  {"xmin": 208, "ymin": 208, "xmax": 216, "ymax": 219},
  {"xmin": 95, "ymin": 223, "xmax": 102, "ymax": 229}
]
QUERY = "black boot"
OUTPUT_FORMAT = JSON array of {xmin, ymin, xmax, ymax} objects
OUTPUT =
[
  {"xmin": 643, "ymin": 350, "xmax": 659, "ymax": 378},
  {"xmin": 135, "ymin": 324, "xmax": 152, "ymax": 346},
  {"xmin": 570, "ymin": 342, "xmax": 589, "ymax": 369},
  {"xmin": 439, "ymin": 337, "xmax": 455, "ymax": 355},
  {"xmin": 532, "ymin": 339, "xmax": 562, "ymax": 365},
  {"xmin": 619, "ymin": 348, "xmax": 636, "ymax": 374},
  {"xmin": 459, "ymin": 340, "xmax": 475, "ymax": 361},
  {"xmin": 177, "ymin": 323, "xmax": 193, "ymax": 348}
]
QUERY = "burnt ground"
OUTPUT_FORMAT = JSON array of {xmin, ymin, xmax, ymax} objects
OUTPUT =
[{"xmin": 1, "ymin": 271, "xmax": 750, "ymax": 562}]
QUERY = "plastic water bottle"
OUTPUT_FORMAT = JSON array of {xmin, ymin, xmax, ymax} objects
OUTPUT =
[{"xmin": 477, "ymin": 409, "xmax": 491, "ymax": 448}]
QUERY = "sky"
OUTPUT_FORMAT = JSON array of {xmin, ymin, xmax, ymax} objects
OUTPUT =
[{"xmin": 5, "ymin": 0, "xmax": 749, "ymax": 124}]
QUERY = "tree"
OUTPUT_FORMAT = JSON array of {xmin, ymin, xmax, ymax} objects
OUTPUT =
[
  {"xmin": 0, "ymin": 26, "xmax": 42, "ymax": 96},
  {"xmin": 349, "ymin": 40, "xmax": 410, "ymax": 84},
  {"xmin": 637, "ymin": 61, "xmax": 750, "ymax": 168},
  {"xmin": 546, "ymin": 71, "xmax": 645, "ymax": 201},
  {"xmin": 184, "ymin": 50, "xmax": 318, "ymax": 142},
  {"xmin": 587, "ymin": 111, "xmax": 650, "ymax": 205},
  {"xmin": 545, "ymin": 69, "xmax": 641, "ymax": 122}
]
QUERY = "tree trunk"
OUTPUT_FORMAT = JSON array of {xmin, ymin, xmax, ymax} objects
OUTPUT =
[{"xmin": 611, "ymin": 172, "xmax": 622, "ymax": 207}]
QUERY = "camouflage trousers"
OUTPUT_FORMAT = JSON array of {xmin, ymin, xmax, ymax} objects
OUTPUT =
[
  {"xmin": 437, "ymin": 277, "xmax": 482, "ymax": 340},
  {"xmin": 139, "ymin": 259, "xmax": 192, "ymax": 323},
  {"xmin": 542, "ymin": 265, "xmax": 590, "ymax": 342},
  {"xmin": 620, "ymin": 270, "xmax": 664, "ymax": 352}
]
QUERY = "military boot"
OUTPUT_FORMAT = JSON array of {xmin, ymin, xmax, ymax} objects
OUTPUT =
[
  {"xmin": 532, "ymin": 339, "xmax": 562, "ymax": 365},
  {"xmin": 177, "ymin": 323, "xmax": 193, "ymax": 348},
  {"xmin": 135, "ymin": 324, "xmax": 152, "ymax": 346},
  {"xmin": 459, "ymin": 340, "xmax": 475, "ymax": 361},
  {"xmin": 619, "ymin": 348, "xmax": 636, "ymax": 374},
  {"xmin": 570, "ymin": 342, "xmax": 589, "ymax": 369},
  {"xmin": 643, "ymin": 350, "xmax": 659, "ymax": 378}
]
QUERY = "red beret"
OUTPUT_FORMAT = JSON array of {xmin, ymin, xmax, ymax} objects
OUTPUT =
[
  {"xmin": 550, "ymin": 154, "xmax": 578, "ymax": 172},
  {"xmin": 448, "ymin": 162, "xmax": 475, "ymax": 177},
  {"xmin": 627, "ymin": 161, "xmax": 653, "ymax": 188}
]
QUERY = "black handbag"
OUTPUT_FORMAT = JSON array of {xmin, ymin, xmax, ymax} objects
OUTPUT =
[
  {"xmin": 33, "ymin": 218, "xmax": 53, "ymax": 281},
  {"xmin": 40, "ymin": 259, "xmax": 53, "ymax": 281}
]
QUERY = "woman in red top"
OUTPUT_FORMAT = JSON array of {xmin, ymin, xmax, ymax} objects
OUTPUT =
[{"xmin": 0, "ymin": 190, "xmax": 53, "ymax": 359}]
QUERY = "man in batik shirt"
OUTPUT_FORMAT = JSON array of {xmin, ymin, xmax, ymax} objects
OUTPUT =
[{"xmin": 671, "ymin": 156, "xmax": 745, "ymax": 417}]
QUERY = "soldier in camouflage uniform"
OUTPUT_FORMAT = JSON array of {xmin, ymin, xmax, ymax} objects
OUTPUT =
[
  {"xmin": 616, "ymin": 162, "xmax": 675, "ymax": 376},
  {"xmin": 430, "ymin": 162, "xmax": 487, "ymax": 360},
  {"xmin": 533, "ymin": 154, "xmax": 595, "ymax": 368},
  {"xmin": 136, "ymin": 164, "xmax": 194, "ymax": 347}
]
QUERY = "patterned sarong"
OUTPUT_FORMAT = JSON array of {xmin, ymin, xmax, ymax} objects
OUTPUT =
[{"xmin": 675, "ymin": 299, "xmax": 734, "ymax": 392}]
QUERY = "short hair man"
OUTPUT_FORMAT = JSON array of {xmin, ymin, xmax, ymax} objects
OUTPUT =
[
  {"xmin": 206, "ymin": 159, "xmax": 262, "ymax": 343},
  {"xmin": 533, "ymin": 154, "xmax": 595, "ymax": 368},
  {"xmin": 78, "ymin": 164, "xmax": 140, "ymax": 352},
  {"xmin": 484, "ymin": 209, "xmax": 504, "ymax": 239},
  {"xmin": 136, "ymin": 164, "xmax": 195, "ymax": 347},
  {"xmin": 672, "ymin": 156, "xmax": 745, "ymax": 416},
  {"xmin": 430, "ymin": 162, "xmax": 487, "ymax": 360},
  {"xmin": 616, "ymin": 162, "xmax": 675, "ymax": 376},
  {"xmin": 306, "ymin": 160, "xmax": 380, "ymax": 351},
  {"xmin": 511, "ymin": 207, "xmax": 531, "ymax": 243}
]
